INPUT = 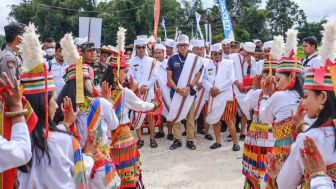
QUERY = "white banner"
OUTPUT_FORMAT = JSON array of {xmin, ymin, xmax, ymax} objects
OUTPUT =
[{"xmin": 79, "ymin": 17, "xmax": 102, "ymax": 48}]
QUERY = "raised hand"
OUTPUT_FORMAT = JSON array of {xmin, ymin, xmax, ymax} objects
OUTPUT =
[
  {"xmin": 101, "ymin": 81, "xmax": 112, "ymax": 100},
  {"xmin": 291, "ymin": 100, "xmax": 305, "ymax": 126},
  {"xmin": 266, "ymin": 153, "xmax": 282, "ymax": 180},
  {"xmin": 300, "ymin": 136, "xmax": 326, "ymax": 174},
  {"xmin": 61, "ymin": 96, "xmax": 79, "ymax": 126},
  {"xmin": 0, "ymin": 73, "xmax": 21, "ymax": 111},
  {"xmin": 83, "ymin": 129, "xmax": 99, "ymax": 155}
]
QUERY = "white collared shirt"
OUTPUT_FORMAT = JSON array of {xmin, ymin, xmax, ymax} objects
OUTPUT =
[
  {"xmin": 302, "ymin": 53, "xmax": 322, "ymax": 72},
  {"xmin": 50, "ymin": 58, "xmax": 68, "ymax": 96}
]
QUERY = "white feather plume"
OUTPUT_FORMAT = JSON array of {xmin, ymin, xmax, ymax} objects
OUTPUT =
[
  {"xmin": 270, "ymin": 35, "xmax": 284, "ymax": 60},
  {"xmin": 284, "ymin": 29, "xmax": 298, "ymax": 57},
  {"xmin": 117, "ymin": 27, "xmax": 127, "ymax": 53},
  {"xmin": 60, "ymin": 33, "xmax": 79, "ymax": 65},
  {"xmin": 21, "ymin": 23, "xmax": 44, "ymax": 72},
  {"xmin": 319, "ymin": 20, "xmax": 336, "ymax": 65}
]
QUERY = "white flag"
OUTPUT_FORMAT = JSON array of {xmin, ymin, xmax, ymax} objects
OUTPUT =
[
  {"xmin": 161, "ymin": 18, "xmax": 167, "ymax": 40},
  {"xmin": 195, "ymin": 11, "xmax": 204, "ymax": 40}
]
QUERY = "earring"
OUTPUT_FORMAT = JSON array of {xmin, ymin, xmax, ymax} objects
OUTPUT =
[{"xmin": 316, "ymin": 104, "xmax": 324, "ymax": 118}]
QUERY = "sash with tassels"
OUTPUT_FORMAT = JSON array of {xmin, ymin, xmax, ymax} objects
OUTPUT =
[
  {"xmin": 167, "ymin": 54, "xmax": 200, "ymax": 123},
  {"xmin": 133, "ymin": 59, "xmax": 157, "ymax": 129},
  {"xmin": 73, "ymin": 138, "xmax": 89, "ymax": 189}
]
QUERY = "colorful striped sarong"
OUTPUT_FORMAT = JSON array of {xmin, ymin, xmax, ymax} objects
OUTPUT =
[
  {"xmin": 221, "ymin": 99, "xmax": 238, "ymax": 121},
  {"xmin": 110, "ymin": 124, "xmax": 144, "ymax": 189},
  {"xmin": 242, "ymin": 122, "xmax": 274, "ymax": 189}
]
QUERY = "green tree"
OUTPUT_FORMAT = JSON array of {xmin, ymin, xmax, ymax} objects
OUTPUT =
[
  {"xmin": 266, "ymin": 0, "xmax": 306, "ymax": 36},
  {"xmin": 10, "ymin": 0, "xmax": 92, "ymax": 41},
  {"xmin": 238, "ymin": 8, "xmax": 269, "ymax": 41},
  {"xmin": 297, "ymin": 19, "xmax": 327, "ymax": 43}
]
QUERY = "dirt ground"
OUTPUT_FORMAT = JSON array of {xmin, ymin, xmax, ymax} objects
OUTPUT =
[{"xmin": 135, "ymin": 127, "xmax": 245, "ymax": 189}]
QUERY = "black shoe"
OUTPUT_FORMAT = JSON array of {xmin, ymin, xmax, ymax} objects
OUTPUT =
[
  {"xmin": 204, "ymin": 134, "xmax": 214, "ymax": 141},
  {"xmin": 167, "ymin": 133, "xmax": 174, "ymax": 141},
  {"xmin": 210, "ymin": 143, "xmax": 222, "ymax": 149},
  {"xmin": 235, "ymin": 124, "xmax": 241, "ymax": 133},
  {"xmin": 154, "ymin": 132, "xmax": 165, "ymax": 139},
  {"xmin": 150, "ymin": 139, "xmax": 158, "ymax": 148},
  {"xmin": 169, "ymin": 140, "xmax": 182, "ymax": 150},
  {"xmin": 182, "ymin": 131, "xmax": 187, "ymax": 136},
  {"xmin": 239, "ymin": 134, "xmax": 246, "ymax": 141},
  {"xmin": 137, "ymin": 140, "xmax": 144, "ymax": 149},
  {"xmin": 220, "ymin": 122, "xmax": 227, "ymax": 132},
  {"xmin": 186, "ymin": 141, "xmax": 196, "ymax": 150},
  {"xmin": 197, "ymin": 129, "xmax": 205, "ymax": 135},
  {"xmin": 232, "ymin": 143, "xmax": 240, "ymax": 151}
]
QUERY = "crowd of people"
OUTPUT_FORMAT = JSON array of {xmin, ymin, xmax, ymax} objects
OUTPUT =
[{"xmin": 0, "ymin": 18, "xmax": 335, "ymax": 189}]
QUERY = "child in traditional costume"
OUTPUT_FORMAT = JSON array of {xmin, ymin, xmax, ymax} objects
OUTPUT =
[
  {"xmin": 259, "ymin": 30, "xmax": 304, "ymax": 188},
  {"xmin": 55, "ymin": 33, "xmax": 120, "ymax": 189},
  {"xmin": 17, "ymin": 23, "xmax": 96, "ymax": 189},
  {"xmin": 266, "ymin": 20, "xmax": 336, "ymax": 189},
  {"xmin": 242, "ymin": 35, "xmax": 282, "ymax": 188},
  {"xmin": 101, "ymin": 27, "xmax": 162, "ymax": 189}
]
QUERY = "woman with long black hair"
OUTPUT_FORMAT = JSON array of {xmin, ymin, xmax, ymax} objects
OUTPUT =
[
  {"xmin": 101, "ymin": 27, "xmax": 161, "ymax": 189},
  {"xmin": 258, "ymin": 30, "xmax": 304, "ymax": 188},
  {"xmin": 54, "ymin": 33, "xmax": 121, "ymax": 189},
  {"xmin": 266, "ymin": 20, "xmax": 336, "ymax": 189},
  {"xmin": 17, "ymin": 24, "xmax": 96, "ymax": 189}
]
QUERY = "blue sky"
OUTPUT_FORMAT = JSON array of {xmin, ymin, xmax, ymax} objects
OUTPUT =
[{"xmin": 1, "ymin": 0, "xmax": 336, "ymax": 35}]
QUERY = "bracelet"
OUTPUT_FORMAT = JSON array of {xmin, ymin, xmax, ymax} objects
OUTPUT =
[
  {"xmin": 5, "ymin": 109, "xmax": 28, "ymax": 118},
  {"xmin": 310, "ymin": 171, "xmax": 327, "ymax": 179}
]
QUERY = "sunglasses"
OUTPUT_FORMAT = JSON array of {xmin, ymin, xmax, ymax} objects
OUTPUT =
[
  {"xmin": 136, "ymin": 46, "xmax": 146, "ymax": 49},
  {"xmin": 213, "ymin": 52, "xmax": 222, "ymax": 56}
]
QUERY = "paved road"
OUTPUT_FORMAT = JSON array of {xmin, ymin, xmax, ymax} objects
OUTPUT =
[{"xmin": 135, "ymin": 128, "xmax": 245, "ymax": 189}]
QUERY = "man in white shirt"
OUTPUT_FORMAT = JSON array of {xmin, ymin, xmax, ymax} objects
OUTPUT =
[
  {"xmin": 129, "ymin": 38, "xmax": 159, "ymax": 149},
  {"xmin": 192, "ymin": 39, "xmax": 213, "ymax": 140},
  {"xmin": 302, "ymin": 36, "xmax": 322, "ymax": 72},
  {"xmin": 50, "ymin": 42, "xmax": 68, "ymax": 97}
]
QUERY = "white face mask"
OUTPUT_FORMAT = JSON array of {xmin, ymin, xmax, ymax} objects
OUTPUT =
[{"xmin": 46, "ymin": 48, "xmax": 55, "ymax": 57}]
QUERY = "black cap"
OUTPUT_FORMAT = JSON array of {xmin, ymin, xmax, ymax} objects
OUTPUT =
[{"xmin": 4, "ymin": 22, "xmax": 26, "ymax": 37}]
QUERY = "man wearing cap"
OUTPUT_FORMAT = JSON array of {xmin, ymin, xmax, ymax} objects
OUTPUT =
[
  {"xmin": 153, "ymin": 44, "xmax": 173, "ymax": 140},
  {"xmin": 230, "ymin": 41, "xmax": 240, "ymax": 54},
  {"xmin": 302, "ymin": 36, "xmax": 322, "ymax": 72},
  {"xmin": 229, "ymin": 42, "xmax": 258, "ymax": 141},
  {"xmin": 99, "ymin": 45, "xmax": 118, "ymax": 64},
  {"xmin": 0, "ymin": 22, "xmax": 26, "ymax": 84},
  {"xmin": 221, "ymin": 39, "xmax": 232, "ymax": 59},
  {"xmin": 81, "ymin": 42, "xmax": 107, "ymax": 86},
  {"xmin": 166, "ymin": 34, "xmax": 203, "ymax": 150},
  {"xmin": 128, "ymin": 38, "xmax": 159, "ymax": 148},
  {"xmin": 203, "ymin": 43, "xmax": 240, "ymax": 151},
  {"xmin": 164, "ymin": 39, "xmax": 175, "ymax": 59},
  {"xmin": 192, "ymin": 39, "xmax": 213, "ymax": 139}
]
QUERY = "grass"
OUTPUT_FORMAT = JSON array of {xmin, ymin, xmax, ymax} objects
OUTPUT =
[{"xmin": 297, "ymin": 46, "xmax": 304, "ymax": 59}]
